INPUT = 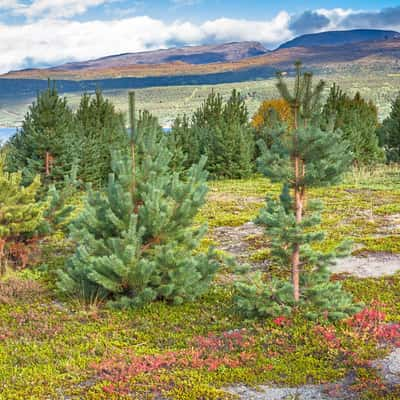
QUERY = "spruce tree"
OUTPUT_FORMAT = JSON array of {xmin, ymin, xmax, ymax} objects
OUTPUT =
[
  {"xmin": 322, "ymin": 84, "xmax": 384, "ymax": 165},
  {"xmin": 377, "ymin": 93, "xmax": 400, "ymax": 162},
  {"xmin": 57, "ymin": 92, "xmax": 218, "ymax": 307},
  {"xmin": 74, "ymin": 89, "xmax": 128, "ymax": 187},
  {"xmin": 0, "ymin": 155, "xmax": 45, "ymax": 275},
  {"xmin": 6, "ymin": 80, "xmax": 76, "ymax": 186},
  {"xmin": 234, "ymin": 63, "xmax": 361, "ymax": 321}
]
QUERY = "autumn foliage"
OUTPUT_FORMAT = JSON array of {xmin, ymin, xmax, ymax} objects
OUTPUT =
[{"xmin": 252, "ymin": 98, "xmax": 294, "ymax": 131}]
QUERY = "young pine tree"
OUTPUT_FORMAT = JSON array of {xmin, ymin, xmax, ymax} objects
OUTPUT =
[
  {"xmin": 234, "ymin": 63, "xmax": 361, "ymax": 321},
  {"xmin": 322, "ymin": 84, "xmax": 384, "ymax": 165},
  {"xmin": 170, "ymin": 90, "xmax": 255, "ymax": 178},
  {"xmin": 57, "ymin": 92, "xmax": 218, "ymax": 307},
  {"xmin": 377, "ymin": 93, "xmax": 400, "ymax": 162},
  {"xmin": 75, "ymin": 89, "xmax": 128, "ymax": 188},
  {"xmin": 0, "ymin": 155, "xmax": 45, "ymax": 275},
  {"xmin": 6, "ymin": 80, "xmax": 77, "ymax": 186}
]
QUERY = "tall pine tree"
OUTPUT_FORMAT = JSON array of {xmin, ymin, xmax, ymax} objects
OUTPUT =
[
  {"xmin": 74, "ymin": 89, "xmax": 128, "ymax": 187},
  {"xmin": 57, "ymin": 92, "xmax": 218, "ymax": 307},
  {"xmin": 322, "ymin": 84, "xmax": 384, "ymax": 165},
  {"xmin": 377, "ymin": 93, "xmax": 400, "ymax": 162},
  {"xmin": 6, "ymin": 80, "xmax": 77, "ymax": 186},
  {"xmin": 235, "ymin": 63, "xmax": 361, "ymax": 321},
  {"xmin": 170, "ymin": 89, "xmax": 255, "ymax": 178}
]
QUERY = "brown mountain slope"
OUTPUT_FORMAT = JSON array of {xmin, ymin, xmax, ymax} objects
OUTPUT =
[
  {"xmin": 3, "ymin": 39, "xmax": 400, "ymax": 81},
  {"xmin": 51, "ymin": 41, "xmax": 268, "ymax": 70}
]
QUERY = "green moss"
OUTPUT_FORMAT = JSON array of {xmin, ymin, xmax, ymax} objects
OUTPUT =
[
  {"xmin": 249, "ymin": 248, "xmax": 271, "ymax": 263},
  {"xmin": 1, "ymin": 167, "xmax": 400, "ymax": 398},
  {"xmin": 374, "ymin": 203, "xmax": 400, "ymax": 215},
  {"xmin": 197, "ymin": 199, "xmax": 262, "ymax": 228},
  {"xmin": 1, "ymin": 273, "xmax": 399, "ymax": 399},
  {"xmin": 355, "ymin": 236, "xmax": 400, "ymax": 254}
]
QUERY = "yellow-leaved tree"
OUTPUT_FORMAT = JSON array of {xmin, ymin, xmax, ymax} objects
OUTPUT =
[{"xmin": 252, "ymin": 98, "xmax": 294, "ymax": 131}]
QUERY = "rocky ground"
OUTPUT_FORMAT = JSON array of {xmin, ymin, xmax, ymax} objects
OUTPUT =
[
  {"xmin": 212, "ymin": 220, "xmax": 400, "ymax": 400},
  {"xmin": 332, "ymin": 253, "xmax": 400, "ymax": 278},
  {"xmin": 226, "ymin": 346, "xmax": 400, "ymax": 400}
]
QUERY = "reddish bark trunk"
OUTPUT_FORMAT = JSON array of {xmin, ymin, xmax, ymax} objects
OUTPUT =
[
  {"xmin": 292, "ymin": 156, "xmax": 303, "ymax": 302},
  {"xmin": 45, "ymin": 151, "xmax": 54, "ymax": 176},
  {"xmin": 291, "ymin": 105, "xmax": 305, "ymax": 303},
  {"xmin": 0, "ymin": 238, "xmax": 6, "ymax": 276}
]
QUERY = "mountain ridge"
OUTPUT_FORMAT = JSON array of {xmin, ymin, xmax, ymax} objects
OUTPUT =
[
  {"xmin": 41, "ymin": 41, "xmax": 268, "ymax": 72},
  {"xmin": 2, "ymin": 29, "xmax": 400, "ymax": 84},
  {"xmin": 278, "ymin": 29, "xmax": 400, "ymax": 49}
]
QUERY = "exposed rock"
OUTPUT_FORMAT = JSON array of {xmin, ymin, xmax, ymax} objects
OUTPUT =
[
  {"xmin": 377, "ymin": 213, "xmax": 400, "ymax": 236},
  {"xmin": 226, "ymin": 384, "xmax": 338, "ymax": 400},
  {"xmin": 331, "ymin": 253, "xmax": 400, "ymax": 278},
  {"xmin": 374, "ymin": 348, "xmax": 400, "ymax": 385},
  {"xmin": 213, "ymin": 222, "xmax": 265, "ymax": 260}
]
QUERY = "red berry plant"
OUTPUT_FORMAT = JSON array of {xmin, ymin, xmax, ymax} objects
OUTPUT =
[{"xmin": 91, "ymin": 329, "xmax": 262, "ymax": 397}]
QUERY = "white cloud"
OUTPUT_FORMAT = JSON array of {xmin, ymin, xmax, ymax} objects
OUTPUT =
[
  {"xmin": 0, "ymin": 0, "xmax": 17, "ymax": 7},
  {"xmin": 1, "ymin": 7, "xmax": 400, "ymax": 74},
  {"xmin": 23, "ymin": 0, "xmax": 109, "ymax": 18},
  {"xmin": 202, "ymin": 12, "xmax": 291, "ymax": 43},
  {"xmin": 0, "ymin": 13, "xmax": 294, "ymax": 73},
  {"xmin": 299, "ymin": 7, "xmax": 400, "ymax": 33},
  {"xmin": 0, "ymin": 0, "xmax": 114, "ymax": 18},
  {"xmin": 0, "ymin": 0, "xmax": 18, "ymax": 7},
  {"xmin": 0, "ymin": 0, "xmax": 24, "ymax": 11},
  {"xmin": 316, "ymin": 8, "xmax": 356, "ymax": 30}
]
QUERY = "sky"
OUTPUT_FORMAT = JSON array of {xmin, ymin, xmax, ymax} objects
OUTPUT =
[{"xmin": 1, "ymin": 1, "xmax": 400, "ymax": 73}]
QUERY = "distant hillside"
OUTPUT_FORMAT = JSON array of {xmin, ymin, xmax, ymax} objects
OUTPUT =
[
  {"xmin": 3, "ymin": 31, "xmax": 400, "ymax": 104},
  {"xmin": 49, "ymin": 41, "xmax": 268, "ymax": 71},
  {"xmin": 278, "ymin": 29, "xmax": 400, "ymax": 49},
  {"xmin": 3, "ymin": 36, "xmax": 400, "ymax": 83}
]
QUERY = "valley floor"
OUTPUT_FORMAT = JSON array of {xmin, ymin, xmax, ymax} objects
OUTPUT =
[
  {"xmin": 1, "ymin": 166, "xmax": 400, "ymax": 399},
  {"xmin": 2, "ymin": 71, "xmax": 400, "ymax": 129}
]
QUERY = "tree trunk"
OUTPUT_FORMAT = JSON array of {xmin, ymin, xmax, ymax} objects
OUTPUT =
[
  {"xmin": 292, "ymin": 156, "xmax": 303, "ymax": 302},
  {"xmin": 45, "ymin": 151, "xmax": 51, "ymax": 176},
  {"xmin": 291, "ymin": 105, "xmax": 303, "ymax": 303},
  {"xmin": 0, "ymin": 239, "xmax": 6, "ymax": 276}
]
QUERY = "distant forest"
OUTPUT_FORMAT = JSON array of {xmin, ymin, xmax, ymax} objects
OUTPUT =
[{"xmin": 0, "ymin": 66, "xmax": 280, "ymax": 99}]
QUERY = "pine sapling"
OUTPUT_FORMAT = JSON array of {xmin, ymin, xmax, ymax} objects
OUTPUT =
[
  {"xmin": 57, "ymin": 94, "xmax": 218, "ymax": 307},
  {"xmin": 234, "ymin": 62, "xmax": 362, "ymax": 321}
]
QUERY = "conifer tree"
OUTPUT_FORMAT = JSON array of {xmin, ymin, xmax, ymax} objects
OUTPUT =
[
  {"xmin": 377, "ymin": 93, "xmax": 400, "ymax": 162},
  {"xmin": 322, "ymin": 84, "xmax": 384, "ymax": 165},
  {"xmin": 74, "ymin": 89, "xmax": 128, "ymax": 187},
  {"xmin": 40, "ymin": 164, "xmax": 79, "ymax": 235},
  {"xmin": 57, "ymin": 92, "xmax": 218, "ymax": 307},
  {"xmin": 6, "ymin": 80, "xmax": 76, "ymax": 186},
  {"xmin": 221, "ymin": 89, "xmax": 249, "ymax": 126},
  {"xmin": 168, "ymin": 114, "xmax": 197, "ymax": 170},
  {"xmin": 0, "ymin": 155, "xmax": 45, "ymax": 275},
  {"xmin": 234, "ymin": 63, "xmax": 360, "ymax": 321},
  {"xmin": 170, "ymin": 89, "xmax": 255, "ymax": 178}
]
